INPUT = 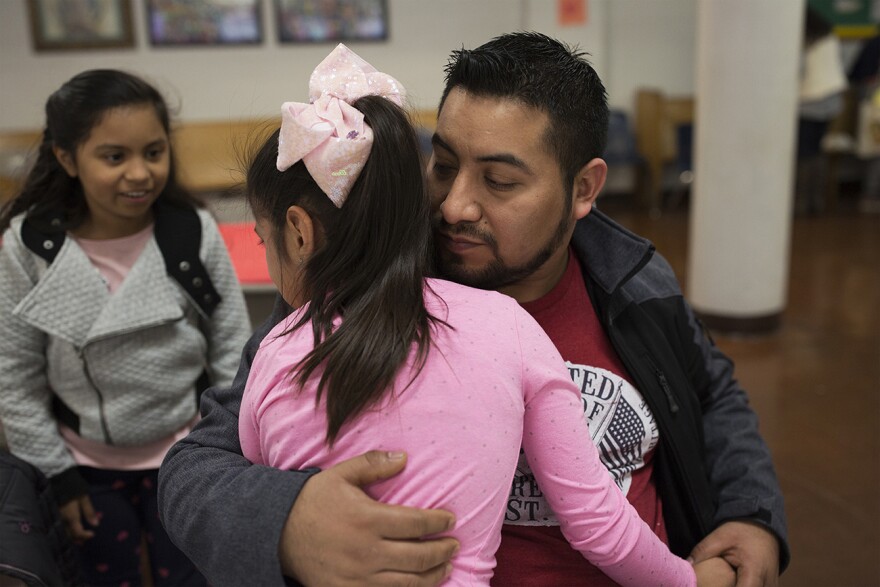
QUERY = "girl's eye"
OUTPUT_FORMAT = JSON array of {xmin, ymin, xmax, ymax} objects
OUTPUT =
[
  {"xmin": 105, "ymin": 153, "xmax": 124, "ymax": 163},
  {"xmin": 147, "ymin": 147, "xmax": 167, "ymax": 160}
]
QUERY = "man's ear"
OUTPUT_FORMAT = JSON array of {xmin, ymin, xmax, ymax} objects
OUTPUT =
[
  {"xmin": 53, "ymin": 146, "xmax": 77, "ymax": 178},
  {"xmin": 571, "ymin": 158, "xmax": 608, "ymax": 220},
  {"xmin": 284, "ymin": 205, "xmax": 316, "ymax": 261}
]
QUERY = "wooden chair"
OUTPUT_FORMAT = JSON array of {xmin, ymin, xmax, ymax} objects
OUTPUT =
[
  {"xmin": 0, "ymin": 131, "xmax": 40, "ymax": 204},
  {"xmin": 634, "ymin": 89, "xmax": 695, "ymax": 213}
]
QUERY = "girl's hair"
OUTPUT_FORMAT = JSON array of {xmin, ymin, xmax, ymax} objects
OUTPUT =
[
  {"xmin": 247, "ymin": 95, "xmax": 442, "ymax": 444},
  {"xmin": 0, "ymin": 69, "xmax": 200, "ymax": 235}
]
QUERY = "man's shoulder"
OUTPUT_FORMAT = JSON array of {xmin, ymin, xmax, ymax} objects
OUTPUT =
[{"xmin": 571, "ymin": 212, "xmax": 681, "ymax": 303}]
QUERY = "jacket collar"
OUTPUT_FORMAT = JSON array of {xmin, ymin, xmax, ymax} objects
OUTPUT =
[
  {"xmin": 570, "ymin": 208, "xmax": 655, "ymax": 295},
  {"xmin": 13, "ymin": 236, "xmax": 183, "ymax": 347}
]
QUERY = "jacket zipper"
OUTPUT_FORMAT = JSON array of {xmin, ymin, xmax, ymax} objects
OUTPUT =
[
  {"xmin": 644, "ymin": 354, "xmax": 680, "ymax": 413},
  {"xmin": 78, "ymin": 347, "xmax": 113, "ymax": 445},
  {"xmin": 74, "ymin": 317, "xmax": 182, "ymax": 445},
  {"xmin": 581, "ymin": 222, "xmax": 712, "ymax": 544},
  {"xmin": 605, "ymin": 321, "xmax": 709, "ymax": 536}
]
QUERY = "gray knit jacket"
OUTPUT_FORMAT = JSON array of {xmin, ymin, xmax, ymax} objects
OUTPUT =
[{"xmin": 0, "ymin": 209, "xmax": 251, "ymax": 499}]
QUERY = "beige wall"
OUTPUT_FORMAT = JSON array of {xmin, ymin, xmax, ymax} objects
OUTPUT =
[{"xmin": 0, "ymin": 0, "xmax": 699, "ymax": 132}]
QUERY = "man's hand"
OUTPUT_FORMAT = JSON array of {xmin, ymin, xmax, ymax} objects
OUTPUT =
[
  {"xmin": 693, "ymin": 557, "xmax": 736, "ymax": 587},
  {"xmin": 689, "ymin": 521, "xmax": 780, "ymax": 587},
  {"xmin": 280, "ymin": 451, "xmax": 459, "ymax": 586},
  {"xmin": 58, "ymin": 495, "xmax": 98, "ymax": 543}
]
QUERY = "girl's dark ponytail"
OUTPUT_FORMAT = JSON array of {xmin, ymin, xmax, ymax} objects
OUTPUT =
[{"xmin": 247, "ymin": 96, "xmax": 442, "ymax": 444}]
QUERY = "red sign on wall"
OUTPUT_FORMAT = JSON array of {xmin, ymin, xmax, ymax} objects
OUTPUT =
[{"xmin": 558, "ymin": 0, "xmax": 588, "ymax": 26}]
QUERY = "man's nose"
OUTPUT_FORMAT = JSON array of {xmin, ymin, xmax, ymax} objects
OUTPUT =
[{"xmin": 439, "ymin": 174, "xmax": 481, "ymax": 225}]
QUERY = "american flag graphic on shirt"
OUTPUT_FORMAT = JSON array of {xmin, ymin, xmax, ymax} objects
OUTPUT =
[{"xmin": 505, "ymin": 364, "xmax": 658, "ymax": 525}]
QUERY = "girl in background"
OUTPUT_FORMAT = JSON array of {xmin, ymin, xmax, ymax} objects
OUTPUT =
[
  {"xmin": 240, "ymin": 44, "xmax": 729, "ymax": 586},
  {"xmin": 0, "ymin": 69, "xmax": 251, "ymax": 586}
]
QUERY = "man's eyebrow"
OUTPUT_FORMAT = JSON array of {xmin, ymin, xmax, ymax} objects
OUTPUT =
[
  {"xmin": 432, "ymin": 132, "xmax": 533, "ymax": 175},
  {"xmin": 477, "ymin": 153, "xmax": 532, "ymax": 175},
  {"xmin": 431, "ymin": 132, "xmax": 454, "ymax": 155}
]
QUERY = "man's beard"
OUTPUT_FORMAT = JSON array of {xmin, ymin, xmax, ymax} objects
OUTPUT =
[{"xmin": 432, "ymin": 209, "xmax": 572, "ymax": 292}]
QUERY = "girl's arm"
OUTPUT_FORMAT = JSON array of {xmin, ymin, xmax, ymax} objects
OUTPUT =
[
  {"xmin": 0, "ymin": 225, "xmax": 87, "ymax": 504},
  {"xmin": 515, "ymin": 307, "xmax": 697, "ymax": 587},
  {"xmin": 158, "ymin": 295, "xmax": 312, "ymax": 586},
  {"xmin": 196, "ymin": 210, "xmax": 253, "ymax": 387}
]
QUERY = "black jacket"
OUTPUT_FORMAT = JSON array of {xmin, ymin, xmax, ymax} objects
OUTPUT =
[{"xmin": 573, "ymin": 210, "xmax": 789, "ymax": 568}]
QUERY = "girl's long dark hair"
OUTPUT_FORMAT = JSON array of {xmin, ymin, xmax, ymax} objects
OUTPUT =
[
  {"xmin": 0, "ymin": 69, "xmax": 200, "ymax": 235},
  {"xmin": 247, "ymin": 96, "xmax": 442, "ymax": 444}
]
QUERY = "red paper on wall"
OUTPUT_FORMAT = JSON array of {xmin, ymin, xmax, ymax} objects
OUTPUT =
[
  {"xmin": 218, "ymin": 222, "xmax": 272, "ymax": 285},
  {"xmin": 558, "ymin": 0, "xmax": 588, "ymax": 25}
]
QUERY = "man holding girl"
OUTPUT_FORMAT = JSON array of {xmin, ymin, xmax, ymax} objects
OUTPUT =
[{"xmin": 158, "ymin": 32, "xmax": 788, "ymax": 587}]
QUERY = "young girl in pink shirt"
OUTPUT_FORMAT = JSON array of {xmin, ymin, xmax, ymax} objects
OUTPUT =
[{"xmin": 240, "ymin": 44, "xmax": 724, "ymax": 586}]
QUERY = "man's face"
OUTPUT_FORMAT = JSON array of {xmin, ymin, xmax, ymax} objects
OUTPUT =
[{"xmin": 426, "ymin": 88, "xmax": 574, "ymax": 302}]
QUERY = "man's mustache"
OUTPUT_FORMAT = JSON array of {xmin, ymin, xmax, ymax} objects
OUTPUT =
[{"xmin": 433, "ymin": 219, "xmax": 494, "ymax": 246}]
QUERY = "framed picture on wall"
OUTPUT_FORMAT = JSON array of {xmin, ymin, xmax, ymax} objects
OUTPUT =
[
  {"xmin": 147, "ymin": 0, "xmax": 263, "ymax": 46},
  {"xmin": 27, "ymin": 0, "xmax": 135, "ymax": 51},
  {"xmin": 275, "ymin": 0, "xmax": 388, "ymax": 44}
]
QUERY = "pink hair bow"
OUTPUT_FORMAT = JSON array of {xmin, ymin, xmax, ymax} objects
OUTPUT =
[{"xmin": 277, "ymin": 43, "xmax": 406, "ymax": 207}]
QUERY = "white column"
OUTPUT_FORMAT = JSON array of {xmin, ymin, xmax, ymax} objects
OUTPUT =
[{"xmin": 687, "ymin": 0, "xmax": 804, "ymax": 332}]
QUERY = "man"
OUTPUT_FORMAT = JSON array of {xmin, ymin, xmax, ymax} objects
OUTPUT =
[{"xmin": 158, "ymin": 32, "xmax": 788, "ymax": 586}]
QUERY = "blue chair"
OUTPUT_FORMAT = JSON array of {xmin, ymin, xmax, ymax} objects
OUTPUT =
[{"xmin": 603, "ymin": 110, "xmax": 646, "ymax": 201}]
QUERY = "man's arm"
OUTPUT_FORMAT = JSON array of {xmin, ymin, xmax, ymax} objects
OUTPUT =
[
  {"xmin": 280, "ymin": 451, "xmax": 457, "ymax": 586},
  {"xmin": 681, "ymin": 302, "xmax": 789, "ymax": 585},
  {"xmin": 158, "ymin": 295, "xmax": 308, "ymax": 586},
  {"xmin": 158, "ymin": 295, "xmax": 458, "ymax": 587}
]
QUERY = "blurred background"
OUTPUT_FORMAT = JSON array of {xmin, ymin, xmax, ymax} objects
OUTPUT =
[{"xmin": 1, "ymin": 1, "xmax": 878, "ymax": 585}]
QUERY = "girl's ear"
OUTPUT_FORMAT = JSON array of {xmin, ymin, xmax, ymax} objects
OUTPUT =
[
  {"xmin": 52, "ymin": 146, "xmax": 78, "ymax": 178},
  {"xmin": 284, "ymin": 205, "xmax": 316, "ymax": 262}
]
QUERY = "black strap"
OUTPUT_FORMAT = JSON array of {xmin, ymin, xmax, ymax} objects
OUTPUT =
[
  {"xmin": 153, "ymin": 202, "xmax": 221, "ymax": 317},
  {"xmin": 21, "ymin": 215, "xmax": 65, "ymax": 264},
  {"xmin": 51, "ymin": 395, "xmax": 80, "ymax": 432},
  {"xmin": 20, "ymin": 203, "xmax": 221, "ymax": 317}
]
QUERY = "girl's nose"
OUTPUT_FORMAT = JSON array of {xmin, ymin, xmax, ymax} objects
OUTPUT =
[{"xmin": 125, "ymin": 158, "xmax": 150, "ymax": 182}]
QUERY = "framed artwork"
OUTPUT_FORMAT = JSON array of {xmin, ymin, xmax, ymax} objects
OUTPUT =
[
  {"xmin": 27, "ymin": 0, "xmax": 135, "ymax": 51},
  {"xmin": 275, "ymin": 0, "xmax": 388, "ymax": 44},
  {"xmin": 147, "ymin": 0, "xmax": 263, "ymax": 46}
]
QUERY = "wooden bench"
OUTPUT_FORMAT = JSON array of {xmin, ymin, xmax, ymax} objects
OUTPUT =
[
  {"xmin": 0, "ymin": 109, "xmax": 439, "ymax": 203},
  {"xmin": 0, "ymin": 130, "xmax": 41, "ymax": 203}
]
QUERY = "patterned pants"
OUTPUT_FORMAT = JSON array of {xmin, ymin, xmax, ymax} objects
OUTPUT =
[{"xmin": 76, "ymin": 467, "xmax": 207, "ymax": 587}]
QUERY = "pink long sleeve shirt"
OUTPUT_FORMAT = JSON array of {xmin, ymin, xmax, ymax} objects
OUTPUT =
[{"xmin": 240, "ymin": 279, "xmax": 695, "ymax": 586}]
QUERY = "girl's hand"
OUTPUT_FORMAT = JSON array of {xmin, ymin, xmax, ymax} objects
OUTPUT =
[
  {"xmin": 59, "ymin": 495, "xmax": 99, "ymax": 543},
  {"xmin": 694, "ymin": 556, "xmax": 736, "ymax": 587}
]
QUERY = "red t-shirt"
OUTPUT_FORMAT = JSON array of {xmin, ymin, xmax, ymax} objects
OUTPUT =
[{"xmin": 492, "ymin": 248, "xmax": 667, "ymax": 586}]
